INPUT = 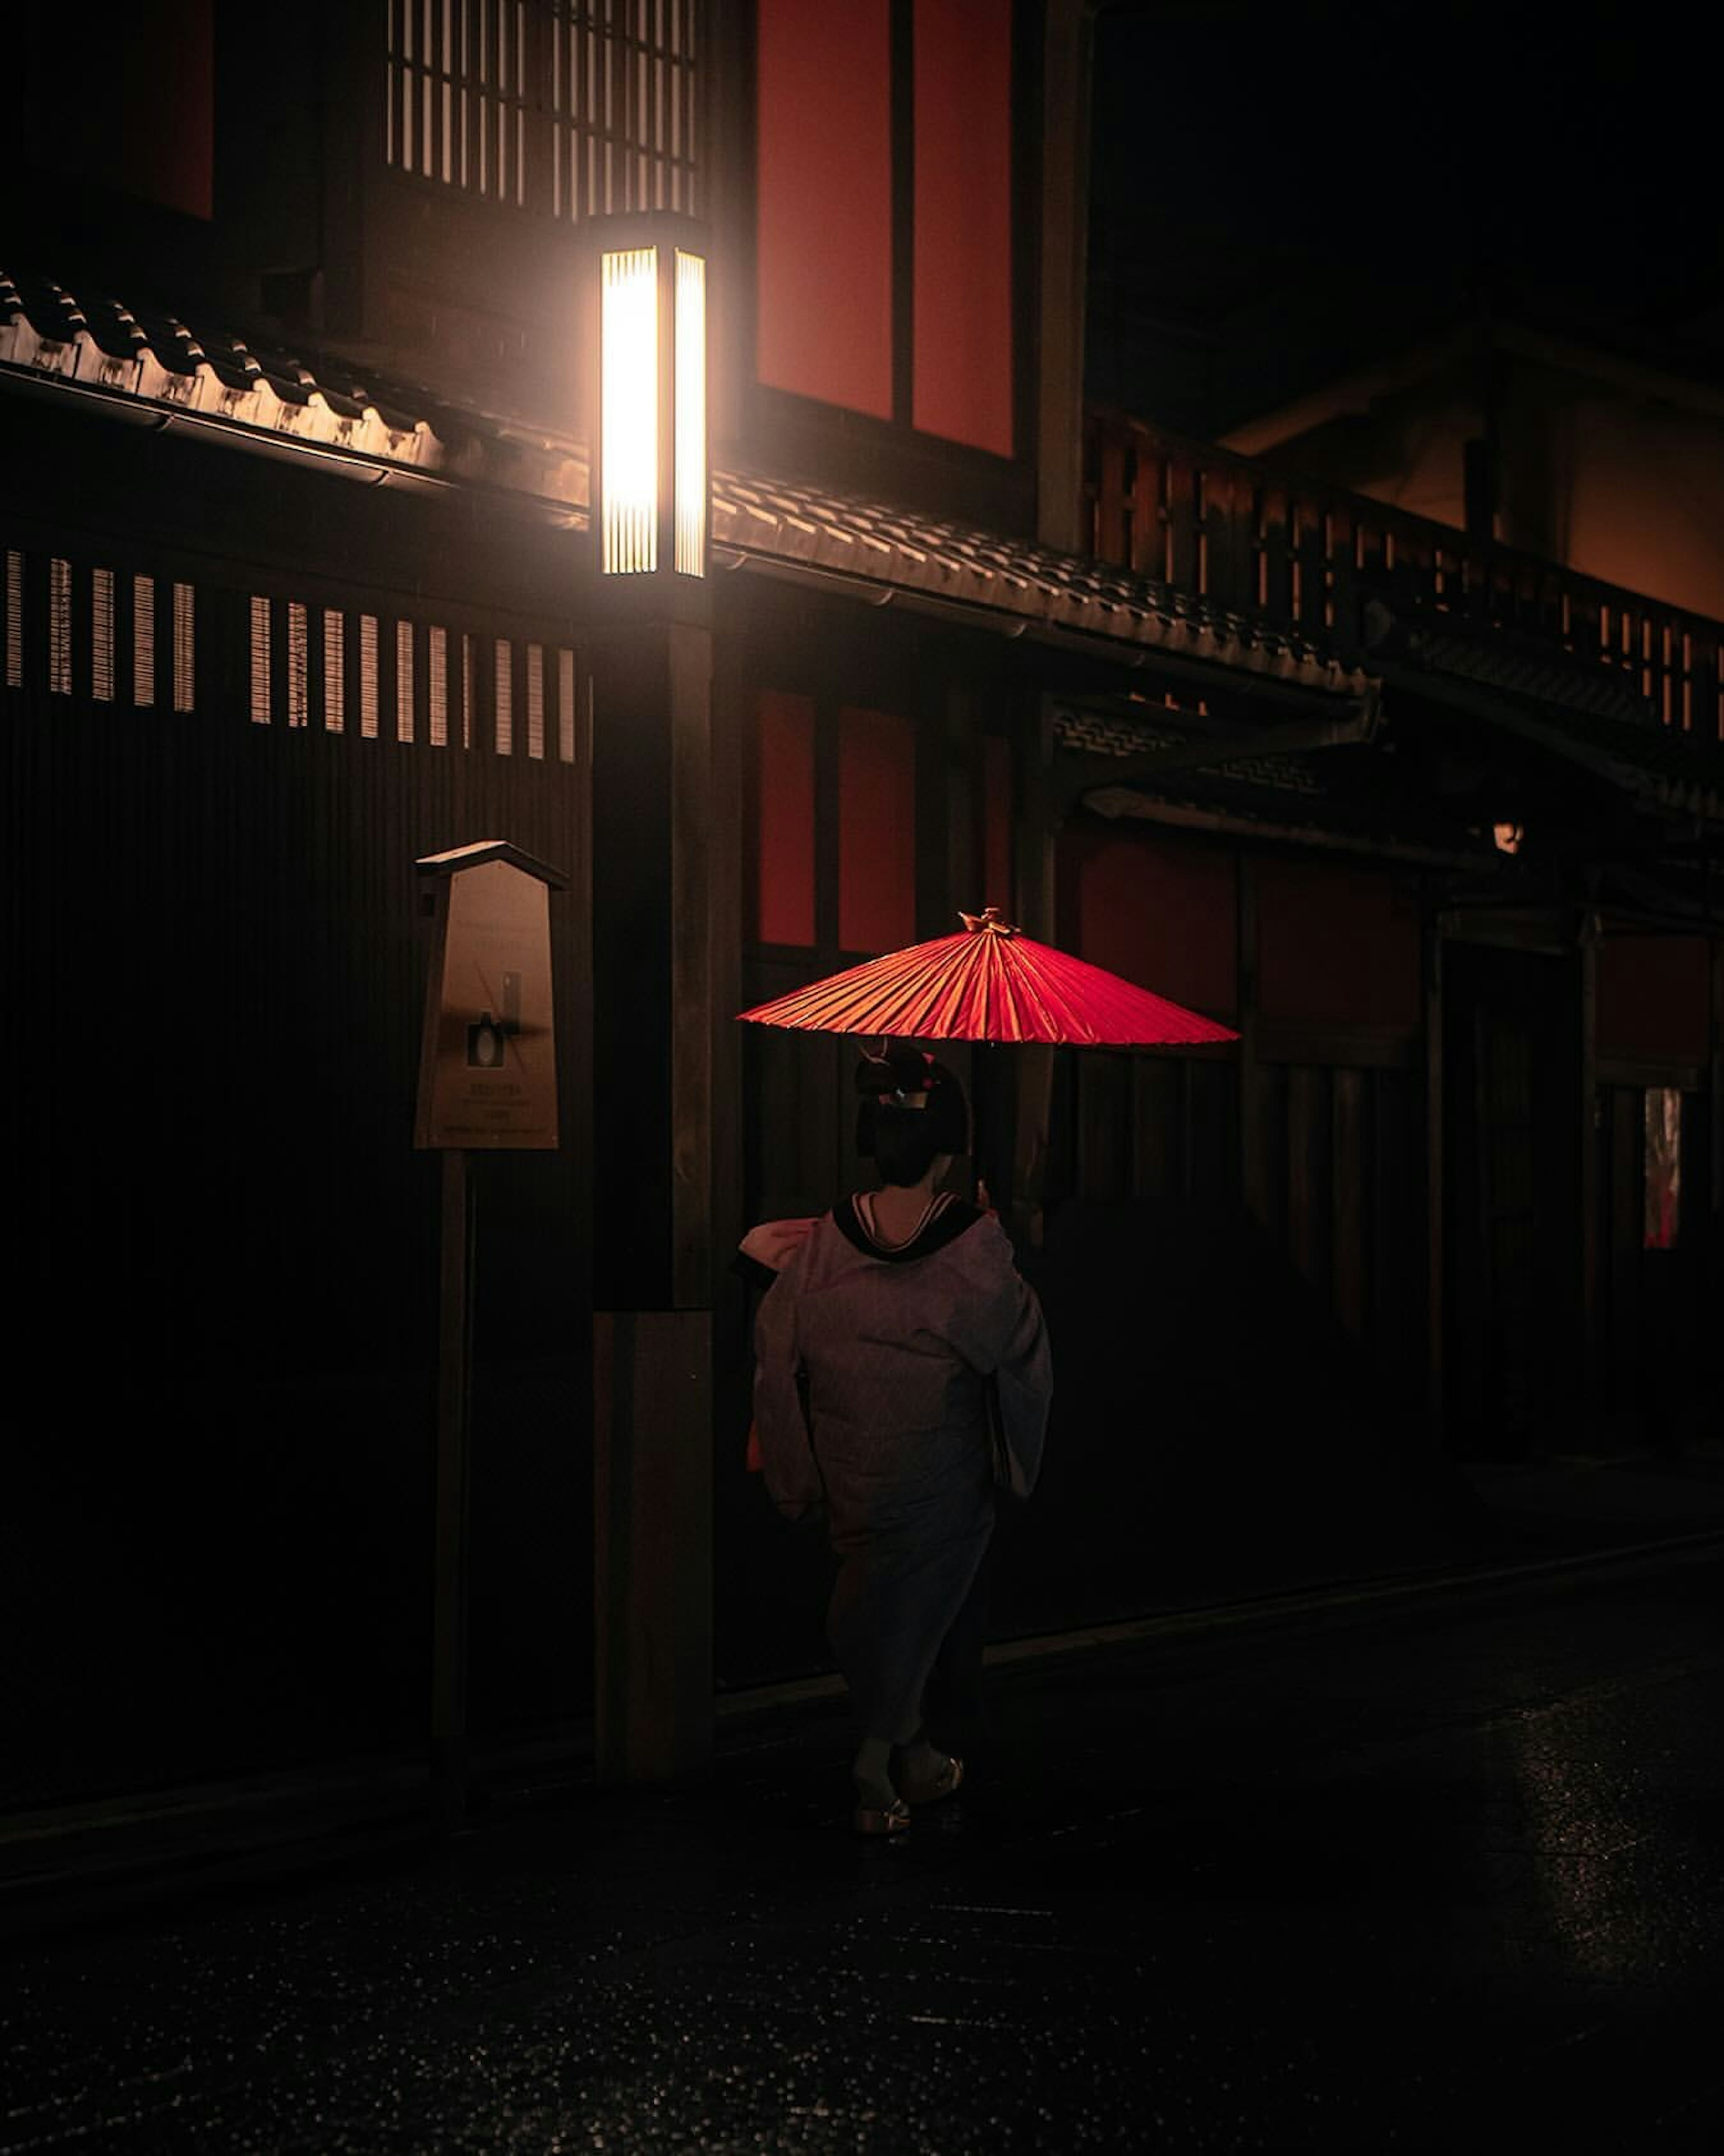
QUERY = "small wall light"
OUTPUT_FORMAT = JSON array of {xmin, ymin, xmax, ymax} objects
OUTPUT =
[
  {"xmin": 1492, "ymin": 821, "xmax": 1523, "ymax": 855},
  {"xmin": 596, "ymin": 220, "xmax": 708, "ymax": 579}
]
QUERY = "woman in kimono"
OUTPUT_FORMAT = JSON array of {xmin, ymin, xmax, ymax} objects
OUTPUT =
[{"xmin": 746, "ymin": 1047, "xmax": 1052, "ymax": 1835}]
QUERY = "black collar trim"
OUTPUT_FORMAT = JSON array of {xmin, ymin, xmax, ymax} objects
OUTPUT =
[{"xmin": 834, "ymin": 1194, "xmax": 985, "ymax": 1264}]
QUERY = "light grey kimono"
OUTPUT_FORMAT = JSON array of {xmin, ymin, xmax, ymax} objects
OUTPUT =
[{"xmin": 753, "ymin": 1197, "xmax": 1051, "ymax": 1742}]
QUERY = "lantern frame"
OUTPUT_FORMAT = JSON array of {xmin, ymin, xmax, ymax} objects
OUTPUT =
[{"xmin": 588, "ymin": 213, "xmax": 711, "ymax": 590}]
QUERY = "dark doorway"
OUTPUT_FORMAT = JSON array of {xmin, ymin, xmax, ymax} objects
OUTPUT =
[{"xmin": 1443, "ymin": 939, "xmax": 1582, "ymax": 1459}]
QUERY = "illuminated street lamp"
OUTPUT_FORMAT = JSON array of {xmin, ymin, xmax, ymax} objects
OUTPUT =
[{"xmin": 593, "ymin": 218, "xmax": 708, "ymax": 581}]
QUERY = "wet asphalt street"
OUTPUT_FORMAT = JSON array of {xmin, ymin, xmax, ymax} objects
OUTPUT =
[{"xmin": 6, "ymin": 1549, "xmax": 1722, "ymax": 2154}]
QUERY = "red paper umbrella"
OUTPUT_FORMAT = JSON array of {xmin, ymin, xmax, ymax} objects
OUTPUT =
[{"xmin": 737, "ymin": 908, "xmax": 1239, "ymax": 1046}]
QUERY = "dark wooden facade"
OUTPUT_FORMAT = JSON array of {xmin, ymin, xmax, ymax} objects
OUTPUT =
[
  {"xmin": 3, "ymin": 393, "xmax": 594, "ymax": 1805},
  {"xmin": 8, "ymin": 0, "xmax": 1723, "ymax": 1816}
]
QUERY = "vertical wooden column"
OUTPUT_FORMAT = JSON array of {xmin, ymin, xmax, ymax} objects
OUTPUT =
[
  {"xmin": 1011, "ymin": 691, "xmax": 1059, "ymax": 1242},
  {"xmin": 431, "ymin": 1147, "xmax": 474, "ymax": 1822},
  {"xmin": 1578, "ymin": 911, "xmax": 1601, "ymax": 1445},
  {"xmin": 593, "ymin": 1309, "xmax": 714, "ymax": 1782},
  {"xmin": 1710, "ymin": 913, "xmax": 1723, "ymax": 1236},
  {"xmin": 669, "ymin": 620, "xmax": 714, "ymax": 1311},
  {"xmin": 1422, "ymin": 893, "xmax": 1446, "ymax": 1448},
  {"xmin": 1035, "ymin": 0, "xmax": 1095, "ymax": 553},
  {"xmin": 589, "ymin": 605, "xmax": 717, "ymax": 1782},
  {"xmin": 1238, "ymin": 855, "xmax": 1268, "ymax": 1226}
]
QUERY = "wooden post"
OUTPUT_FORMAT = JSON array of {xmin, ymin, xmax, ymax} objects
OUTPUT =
[
  {"xmin": 1578, "ymin": 911, "xmax": 1601, "ymax": 1446},
  {"xmin": 1423, "ymin": 892, "xmax": 1446, "ymax": 1449},
  {"xmin": 414, "ymin": 838, "xmax": 565, "ymax": 1828},
  {"xmin": 1010, "ymin": 692, "xmax": 1059, "ymax": 1242},
  {"xmin": 1238, "ymin": 855, "xmax": 1268, "ymax": 1225},
  {"xmin": 1035, "ymin": 2, "xmax": 1094, "ymax": 554},
  {"xmin": 431, "ymin": 1146, "xmax": 474, "ymax": 1824},
  {"xmin": 593, "ymin": 1310, "xmax": 714, "ymax": 1782},
  {"xmin": 589, "ymin": 608, "xmax": 717, "ymax": 1783}
]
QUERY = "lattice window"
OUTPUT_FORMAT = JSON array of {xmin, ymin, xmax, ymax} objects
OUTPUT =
[
  {"xmin": 461, "ymin": 632, "xmax": 475, "ymax": 748},
  {"xmin": 172, "ymin": 582, "xmax": 195, "ymax": 713},
  {"xmin": 396, "ymin": 619, "xmax": 415, "ymax": 743},
  {"xmin": 429, "ymin": 624, "xmax": 449, "ymax": 746},
  {"xmin": 526, "ymin": 641, "xmax": 545, "ymax": 759},
  {"xmin": 324, "ymin": 610, "xmax": 346, "ymax": 731},
  {"xmin": 494, "ymin": 638, "xmax": 514, "ymax": 753},
  {"xmin": 386, "ymin": 0, "xmax": 701, "ymax": 219},
  {"xmin": 288, "ymin": 602, "xmax": 310, "ymax": 727},
  {"xmin": 4, "ymin": 551, "xmax": 20, "ymax": 689},
  {"xmin": 49, "ymin": 558, "xmax": 71, "ymax": 695},
  {"xmin": 92, "ymin": 568, "xmax": 115, "ymax": 701},
  {"xmin": 558, "ymin": 646, "xmax": 576, "ymax": 761},
  {"xmin": 133, "ymin": 575, "xmax": 155, "ymax": 706},
  {"xmin": 360, "ymin": 615, "xmax": 380, "ymax": 738},
  {"xmin": 249, "ymin": 596, "xmax": 272, "ymax": 724}
]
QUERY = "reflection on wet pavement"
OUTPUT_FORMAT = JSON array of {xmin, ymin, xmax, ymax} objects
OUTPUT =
[{"xmin": 5, "ymin": 1556, "xmax": 1722, "ymax": 2152}]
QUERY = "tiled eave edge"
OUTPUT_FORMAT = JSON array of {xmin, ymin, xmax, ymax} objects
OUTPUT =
[
  {"xmin": 0, "ymin": 287, "xmax": 1371, "ymax": 693},
  {"xmin": 0, "ymin": 276, "xmax": 588, "ymax": 519},
  {"xmin": 708, "ymin": 476, "xmax": 1372, "ymax": 699}
]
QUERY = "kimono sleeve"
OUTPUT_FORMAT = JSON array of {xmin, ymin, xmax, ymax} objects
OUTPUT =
[
  {"xmin": 752, "ymin": 1251, "xmax": 825, "ymax": 1523},
  {"xmin": 949, "ymin": 1218, "xmax": 1053, "ymax": 1500}
]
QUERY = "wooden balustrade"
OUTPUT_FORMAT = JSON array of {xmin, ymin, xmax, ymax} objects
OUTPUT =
[{"xmin": 1082, "ymin": 406, "xmax": 1724, "ymax": 744}]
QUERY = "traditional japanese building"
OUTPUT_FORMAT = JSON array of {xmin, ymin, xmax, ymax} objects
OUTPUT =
[{"xmin": 6, "ymin": 2, "xmax": 1720, "ymax": 1828}]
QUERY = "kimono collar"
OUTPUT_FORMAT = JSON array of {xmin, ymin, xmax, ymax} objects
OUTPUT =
[{"xmin": 835, "ymin": 1193, "xmax": 985, "ymax": 1264}]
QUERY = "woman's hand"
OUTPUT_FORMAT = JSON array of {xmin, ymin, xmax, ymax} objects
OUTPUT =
[{"xmin": 739, "ymin": 1217, "xmax": 818, "ymax": 1272}]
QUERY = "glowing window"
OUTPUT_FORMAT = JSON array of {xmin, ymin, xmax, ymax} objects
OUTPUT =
[{"xmin": 1644, "ymin": 1088, "xmax": 1681, "ymax": 1250}]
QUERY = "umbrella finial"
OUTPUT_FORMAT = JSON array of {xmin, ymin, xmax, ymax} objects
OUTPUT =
[{"xmin": 959, "ymin": 905, "xmax": 1018, "ymax": 937}]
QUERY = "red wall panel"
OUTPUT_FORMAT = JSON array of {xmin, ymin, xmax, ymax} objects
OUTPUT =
[
  {"xmin": 1064, "ymin": 831, "xmax": 1237, "ymax": 1021},
  {"xmin": 912, "ymin": 0, "xmax": 1015, "ymax": 456},
  {"xmin": 1596, "ymin": 935, "xmax": 1711, "ymax": 1064},
  {"xmin": 1255, "ymin": 859, "xmax": 1420, "ymax": 1029},
  {"xmin": 756, "ymin": 0, "xmax": 894, "ymax": 421},
  {"xmin": 839, "ymin": 706, "xmax": 916, "ymax": 954},
  {"xmin": 755, "ymin": 691, "xmax": 816, "ymax": 946}
]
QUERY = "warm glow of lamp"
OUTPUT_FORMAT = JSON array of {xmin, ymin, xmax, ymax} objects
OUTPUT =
[
  {"xmin": 675, "ymin": 249, "xmax": 707, "ymax": 578},
  {"xmin": 598, "ymin": 232, "xmax": 708, "ymax": 580},
  {"xmin": 601, "ymin": 247, "xmax": 659, "ymax": 575},
  {"xmin": 1493, "ymin": 821, "xmax": 1523, "ymax": 855}
]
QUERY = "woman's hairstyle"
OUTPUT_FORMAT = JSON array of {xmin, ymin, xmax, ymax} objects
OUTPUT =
[{"xmin": 854, "ymin": 1046, "xmax": 968, "ymax": 1186}]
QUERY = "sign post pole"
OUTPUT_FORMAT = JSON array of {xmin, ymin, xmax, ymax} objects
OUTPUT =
[
  {"xmin": 415, "ymin": 840, "xmax": 567, "ymax": 1829},
  {"xmin": 431, "ymin": 1144, "xmax": 474, "ymax": 1824}
]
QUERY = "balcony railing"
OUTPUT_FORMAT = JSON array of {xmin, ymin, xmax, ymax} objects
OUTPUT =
[{"xmin": 1082, "ymin": 405, "xmax": 1724, "ymax": 745}]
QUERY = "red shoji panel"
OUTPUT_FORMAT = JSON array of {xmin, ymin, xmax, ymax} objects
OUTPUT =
[
  {"xmin": 755, "ymin": 691, "xmax": 816, "ymax": 946},
  {"xmin": 1255, "ymin": 859, "xmax": 1421, "ymax": 1029},
  {"xmin": 756, "ymin": 0, "xmax": 893, "ymax": 420},
  {"xmin": 982, "ymin": 734, "xmax": 1012, "ymax": 918},
  {"xmin": 839, "ymin": 706, "xmax": 916, "ymax": 953},
  {"xmin": 1596, "ymin": 935, "xmax": 1711, "ymax": 1063},
  {"xmin": 912, "ymin": 0, "xmax": 1014, "ymax": 455},
  {"xmin": 1065, "ymin": 831, "xmax": 1237, "ymax": 1021}
]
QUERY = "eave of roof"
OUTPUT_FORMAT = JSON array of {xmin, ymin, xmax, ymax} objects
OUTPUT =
[{"xmin": 0, "ymin": 267, "xmax": 1373, "ymax": 700}]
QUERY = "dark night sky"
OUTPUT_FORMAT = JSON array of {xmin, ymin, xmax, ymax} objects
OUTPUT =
[{"xmin": 1086, "ymin": 0, "xmax": 1724, "ymax": 436}]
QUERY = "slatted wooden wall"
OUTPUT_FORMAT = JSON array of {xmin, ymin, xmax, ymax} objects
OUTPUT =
[{"xmin": 3, "ymin": 518, "xmax": 592, "ymax": 1807}]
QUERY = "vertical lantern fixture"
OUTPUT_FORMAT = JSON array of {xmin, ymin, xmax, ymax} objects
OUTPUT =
[{"xmin": 597, "ymin": 221, "xmax": 708, "ymax": 581}]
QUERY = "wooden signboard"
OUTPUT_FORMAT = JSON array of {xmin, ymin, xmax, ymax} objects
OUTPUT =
[{"xmin": 415, "ymin": 841, "xmax": 565, "ymax": 1151}]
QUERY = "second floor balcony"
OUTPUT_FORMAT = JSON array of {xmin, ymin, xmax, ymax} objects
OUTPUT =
[{"xmin": 1082, "ymin": 405, "xmax": 1724, "ymax": 768}]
